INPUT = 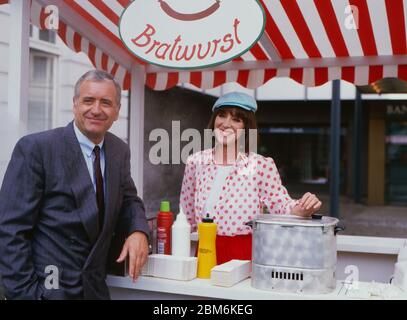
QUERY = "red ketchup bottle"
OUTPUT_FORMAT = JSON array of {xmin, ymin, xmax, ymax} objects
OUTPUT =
[{"xmin": 156, "ymin": 201, "xmax": 173, "ymax": 255}]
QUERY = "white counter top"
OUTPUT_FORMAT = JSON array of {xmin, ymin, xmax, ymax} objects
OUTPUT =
[
  {"xmin": 107, "ymin": 235, "xmax": 407, "ymax": 300},
  {"xmin": 107, "ymin": 275, "xmax": 407, "ymax": 300},
  {"xmin": 338, "ymin": 235, "xmax": 406, "ymax": 254}
]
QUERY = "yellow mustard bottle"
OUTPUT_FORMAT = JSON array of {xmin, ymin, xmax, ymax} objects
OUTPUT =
[{"xmin": 197, "ymin": 214, "xmax": 217, "ymax": 279}]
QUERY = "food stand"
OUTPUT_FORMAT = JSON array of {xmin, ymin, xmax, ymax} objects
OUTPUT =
[{"xmin": 2, "ymin": 0, "xmax": 407, "ymax": 300}]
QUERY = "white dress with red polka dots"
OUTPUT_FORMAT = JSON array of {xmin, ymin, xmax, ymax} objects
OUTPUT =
[{"xmin": 180, "ymin": 149, "xmax": 298, "ymax": 236}]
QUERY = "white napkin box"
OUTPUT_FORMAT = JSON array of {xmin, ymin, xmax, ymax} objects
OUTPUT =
[
  {"xmin": 210, "ymin": 260, "xmax": 251, "ymax": 287},
  {"xmin": 393, "ymin": 261, "xmax": 407, "ymax": 292},
  {"xmin": 141, "ymin": 254, "xmax": 197, "ymax": 281}
]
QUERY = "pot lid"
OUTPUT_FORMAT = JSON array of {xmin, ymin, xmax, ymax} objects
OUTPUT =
[{"xmin": 254, "ymin": 213, "xmax": 339, "ymax": 227}]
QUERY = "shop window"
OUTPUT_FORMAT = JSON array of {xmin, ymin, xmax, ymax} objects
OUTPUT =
[
  {"xmin": 386, "ymin": 120, "xmax": 407, "ymax": 204},
  {"xmin": 38, "ymin": 29, "xmax": 56, "ymax": 44},
  {"xmin": 29, "ymin": 25, "xmax": 57, "ymax": 44},
  {"xmin": 259, "ymin": 126, "xmax": 347, "ymax": 194},
  {"xmin": 28, "ymin": 51, "xmax": 55, "ymax": 134}
]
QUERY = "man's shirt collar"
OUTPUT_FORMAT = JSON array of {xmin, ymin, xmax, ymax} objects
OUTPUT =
[{"xmin": 73, "ymin": 121, "xmax": 104, "ymax": 157}]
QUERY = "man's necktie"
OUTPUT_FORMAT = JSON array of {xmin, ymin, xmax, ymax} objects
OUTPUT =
[{"xmin": 93, "ymin": 146, "xmax": 105, "ymax": 232}]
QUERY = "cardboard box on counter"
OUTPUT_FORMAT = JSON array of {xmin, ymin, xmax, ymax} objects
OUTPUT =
[
  {"xmin": 211, "ymin": 260, "xmax": 251, "ymax": 287},
  {"xmin": 141, "ymin": 254, "xmax": 197, "ymax": 281}
]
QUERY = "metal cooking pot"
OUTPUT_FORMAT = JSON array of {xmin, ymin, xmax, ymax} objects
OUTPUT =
[{"xmin": 248, "ymin": 213, "xmax": 344, "ymax": 294}]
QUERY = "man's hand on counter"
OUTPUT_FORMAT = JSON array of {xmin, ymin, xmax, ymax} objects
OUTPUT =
[{"xmin": 116, "ymin": 231, "xmax": 149, "ymax": 282}]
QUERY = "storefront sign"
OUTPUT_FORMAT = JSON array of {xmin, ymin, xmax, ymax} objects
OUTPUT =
[
  {"xmin": 387, "ymin": 104, "xmax": 407, "ymax": 117},
  {"xmin": 119, "ymin": 0, "xmax": 265, "ymax": 69},
  {"xmin": 386, "ymin": 102, "xmax": 407, "ymax": 120}
]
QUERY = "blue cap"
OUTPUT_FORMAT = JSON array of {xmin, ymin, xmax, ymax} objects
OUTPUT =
[{"xmin": 212, "ymin": 92, "xmax": 257, "ymax": 113}]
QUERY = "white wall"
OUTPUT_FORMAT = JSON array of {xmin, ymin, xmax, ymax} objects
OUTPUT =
[
  {"xmin": 0, "ymin": 8, "xmax": 130, "ymax": 184},
  {"xmin": 0, "ymin": 7, "xmax": 10, "ymax": 183}
]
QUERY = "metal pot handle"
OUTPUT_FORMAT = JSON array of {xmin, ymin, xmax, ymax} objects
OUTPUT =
[
  {"xmin": 244, "ymin": 221, "xmax": 253, "ymax": 228},
  {"xmin": 334, "ymin": 222, "xmax": 346, "ymax": 235},
  {"xmin": 311, "ymin": 213, "xmax": 323, "ymax": 220}
]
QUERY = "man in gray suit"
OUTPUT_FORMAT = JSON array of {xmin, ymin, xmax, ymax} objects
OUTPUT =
[{"xmin": 0, "ymin": 69, "xmax": 149, "ymax": 300}]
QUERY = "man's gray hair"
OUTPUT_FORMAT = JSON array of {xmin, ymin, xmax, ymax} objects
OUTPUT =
[{"xmin": 74, "ymin": 69, "xmax": 122, "ymax": 106}]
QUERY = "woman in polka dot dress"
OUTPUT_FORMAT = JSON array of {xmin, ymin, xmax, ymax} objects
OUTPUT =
[{"xmin": 180, "ymin": 92, "xmax": 322, "ymax": 265}]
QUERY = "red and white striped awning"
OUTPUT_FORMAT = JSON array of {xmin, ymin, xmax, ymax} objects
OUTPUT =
[{"xmin": 3, "ymin": 0, "xmax": 407, "ymax": 91}]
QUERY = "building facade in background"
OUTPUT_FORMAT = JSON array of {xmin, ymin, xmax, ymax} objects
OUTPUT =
[
  {"xmin": 0, "ymin": 5, "xmax": 406, "ymax": 219},
  {"xmin": 0, "ymin": 6, "xmax": 129, "ymax": 183}
]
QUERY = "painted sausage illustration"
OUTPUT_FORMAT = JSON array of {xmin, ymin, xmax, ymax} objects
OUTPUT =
[{"xmin": 159, "ymin": 0, "xmax": 221, "ymax": 21}]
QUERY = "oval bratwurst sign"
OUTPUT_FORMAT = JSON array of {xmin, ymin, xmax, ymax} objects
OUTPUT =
[{"xmin": 119, "ymin": 0, "xmax": 265, "ymax": 69}]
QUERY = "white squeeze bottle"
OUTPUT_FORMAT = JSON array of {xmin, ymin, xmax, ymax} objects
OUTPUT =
[{"xmin": 171, "ymin": 207, "xmax": 191, "ymax": 257}]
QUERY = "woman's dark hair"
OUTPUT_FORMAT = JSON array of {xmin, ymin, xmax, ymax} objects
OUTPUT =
[{"xmin": 207, "ymin": 106, "xmax": 258, "ymax": 153}]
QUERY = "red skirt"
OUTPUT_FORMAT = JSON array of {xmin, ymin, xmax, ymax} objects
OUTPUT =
[
  {"xmin": 216, "ymin": 234, "xmax": 252, "ymax": 265},
  {"xmin": 195, "ymin": 234, "xmax": 252, "ymax": 265}
]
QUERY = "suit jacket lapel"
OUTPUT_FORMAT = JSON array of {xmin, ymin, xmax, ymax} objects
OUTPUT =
[{"xmin": 63, "ymin": 122, "xmax": 99, "ymax": 244}]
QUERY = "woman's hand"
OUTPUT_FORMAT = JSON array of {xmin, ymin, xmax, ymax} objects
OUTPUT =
[{"xmin": 291, "ymin": 192, "xmax": 322, "ymax": 217}]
